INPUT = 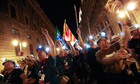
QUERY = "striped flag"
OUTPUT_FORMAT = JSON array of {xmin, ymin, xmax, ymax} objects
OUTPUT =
[
  {"xmin": 55, "ymin": 27, "xmax": 66, "ymax": 46},
  {"xmin": 63, "ymin": 20, "xmax": 77, "ymax": 43}
]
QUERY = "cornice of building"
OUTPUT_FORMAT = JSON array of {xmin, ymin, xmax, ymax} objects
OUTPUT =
[{"xmin": 27, "ymin": 0, "xmax": 56, "ymax": 34}]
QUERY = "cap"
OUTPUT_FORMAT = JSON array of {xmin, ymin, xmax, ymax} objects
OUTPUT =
[
  {"xmin": 3, "ymin": 60, "xmax": 15, "ymax": 65},
  {"xmin": 130, "ymin": 26, "xmax": 139, "ymax": 32},
  {"xmin": 36, "ymin": 46, "xmax": 46, "ymax": 52},
  {"xmin": 112, "ymin": 35, "xmax": 119, "ymax": 39}
]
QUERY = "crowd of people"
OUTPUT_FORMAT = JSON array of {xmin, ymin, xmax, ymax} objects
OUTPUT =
[{"xmin": 0, "ymin": 19, "xmax": 140, "ymax": 84}]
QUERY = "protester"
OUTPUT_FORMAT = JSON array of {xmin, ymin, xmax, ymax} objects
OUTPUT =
[
  {"xmin": 77, "ymin": 28, "xmax": 105, "ymax": 84},
  {"xmin": 33, "ymin": 28, "xmax": 60, "ymax": 84},
  {"xmin": 128, "ymin": 26, "xmax": 140, "ymax": 83},
  {"xmin": 2, "ymin": 60, "xmax": 28, "ymax": 84},
  {"xmin": 60, "ymin": 41, "xmax": 78, "ymax": 84},
  {"xmin": 96, "ymin": 19, "xmax": 132, "ymax": 84}
]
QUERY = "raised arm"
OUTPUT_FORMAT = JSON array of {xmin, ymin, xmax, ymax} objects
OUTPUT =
[
  {"xmin": 118, "ymin": 18, "xmax": 131, "ymax": 48},
  {"xmin": 55, "ymin": 40, "xmax": 63, "ymax": 57},
  {"xmin": 41, "ymin": 28, "xmax": 55, "ymax": 58},
  {"xmin": 66, "ymin": 41, "xmax": 75, "ymax": 56},
  {"xmin": 76, "ymin": 28, "xmax": 86, "ymax": 51}
]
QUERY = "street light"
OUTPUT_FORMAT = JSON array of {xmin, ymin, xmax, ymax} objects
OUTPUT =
[
  {"xmin": 118, "ymin": 11, "xmax": 125, "ymax": 18},
  {"xmin": 127, "ymin": 2, "xmax": 136, "ymax": 11},
  {"xmin": 116, "ymin": 10, "xmax": 120, "ymax": 14},
  {"xmin": 22, "ymin": 42, "xmax": 27, "ymax": 47},
  {"xmin": 12, "ymin": 40, "xmax": 18, "ymax": 46}
]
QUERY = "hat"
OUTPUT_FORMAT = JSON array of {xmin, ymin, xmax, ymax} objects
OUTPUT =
[
  {"xmin": 36, "ymin": 46, "xmax": 46, "ymax": 52},
  {"xmin": 130, "ymin": 26, "xmax": 139, "ymax": 32},
  {"xmin": 112, "ymin": 35, "xmax": 119, "ymax": 39},
  {"xmin": 2, "ymin": 60, "xmax": 15, "ymax": 65}
]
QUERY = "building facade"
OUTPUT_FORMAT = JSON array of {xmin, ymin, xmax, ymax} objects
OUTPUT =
[
  {"xmin": 80, "ymin": 0, "xmax": 140, "ymax": 42},
  {"xmin": 0, "ymin": 0, "xmax": 56, "ymax": 69}
]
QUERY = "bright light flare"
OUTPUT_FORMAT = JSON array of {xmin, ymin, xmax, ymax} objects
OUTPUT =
[
  {"xmin": 56, "ymin": 48, "xmax": 60, "ymax": 51},
  {"xmin": 116, "ymin": 10, "xmax": 120, "ymax": 14},
  {"xmin": 2, "ymin": 58, "xmax": 7, "ymax": 61},
  {"xmin": 12, "ymin": 40, "xmax": 18, "ymax": 46},
  {"xmin": 22, "ymin": 42, "xmax": 27, "ymax": 47},
  {"xmin": 134, "ymin": 24, "xmax": 139, "ymax": 28},
  {"xmin": 86, "ymin": 44, "xmax": 90, "ymax": 49},
  {"xmin": 121, "ymin": 32, "xmax": 125, "ymax": 36},
  {"xmin": 100, "ymin": 31, "xmax": 106, "ymax": 37},
  {"xmin": 127, "ymin": 2, "xmax": 136, "ymax": 11},
  {"xmin": 38, "ymin": 45, "xmax": 42, "ymax": 49},
  {"xmin": 89, "ymin": 35, "xmax": 93, "ymax": 40},
  {"xmin": 62, "ymin": 46, "xmax": 66, "ymax": 50},
  {"xmin": 118, "ymin": 11, "xmax": 125, "ymax": 18},
  {"xmin": 45, "ymin": 47, "xmax": 50, "ymax": 52}
]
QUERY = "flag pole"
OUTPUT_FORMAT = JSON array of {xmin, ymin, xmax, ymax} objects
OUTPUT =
[{"xmin": 74, "ymin": 4, "xmax": 78, "ymax": 29}]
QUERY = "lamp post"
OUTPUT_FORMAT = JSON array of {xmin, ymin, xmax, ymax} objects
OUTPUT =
[
  {"xmin": 12, "ymin": 40, "xmax": 27, "ymax": 56},
  {"xmin": 117, "ymin": 1, "xmax": 138, "ymax": 25}
]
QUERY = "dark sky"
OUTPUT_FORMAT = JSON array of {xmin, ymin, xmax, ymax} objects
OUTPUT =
[{"xmin": 37, "ymin": 0, "xmax": 81, "ymax": 38}]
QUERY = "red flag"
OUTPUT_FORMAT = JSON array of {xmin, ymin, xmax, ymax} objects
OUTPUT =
[{"xmin": 63, "ymin": 20, "xmax": 77, "ymax": 42}]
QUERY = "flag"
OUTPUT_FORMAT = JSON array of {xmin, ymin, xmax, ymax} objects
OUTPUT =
[
  {"xmin": 55, "ymin": 27, "xmax": 66, "ymax": 46},
  {"xmin": 63, "ymin": 20, "xmax": 77, "ymax": 43}
]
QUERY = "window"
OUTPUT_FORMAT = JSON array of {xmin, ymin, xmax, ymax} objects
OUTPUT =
[
  {"xmin": 101, "ymin": 22, "xmax": 104, "ymax": 29},
  {"xmin": 36, "ymin": 38, "xmax": 39, "ymax": 43},
  {"xmin": 34, "ymin": 24, "xmax": 37, "ymax": 30},
  {"xmin": 27, "ymin": 35, "xmax": 31, "ymax": 39},
  {"xmin": 25, "ymin": 16, "xmax": 29, "ymax": 25},
  {"xmin": 109, "ymin": 26, "xmax": 114, "ymax": 35},
  {"xmin": 29, "ymin": 44, "xmax": 33, "ymax": 54},
  {"xmin": 105, "ymin": 15, "xmax": 109, "ymax": 24},
  {"xmin": 12, "ymin": 28, "xmax": 19, "ymax": 34},
  {"xmin": 10, "ymin": 5, "xmax": 16, "ymax": 19},
  {"xmin": 15, "ymin": 46, "xmax": 20, "ymax": 56},
  {"xmin": 23, "ymin": 0, "xmax": 26, "ymax": 7},
  {"xmin": 32, "ymin": 8, "xmax": 34, "ymax": 15}
]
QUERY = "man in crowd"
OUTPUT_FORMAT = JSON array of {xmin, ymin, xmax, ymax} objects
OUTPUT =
[
  {"xmin": 77, "ymin": 28, "xmax": 105, "ymax": 84},
  {"xmin": 34, "ymin": 28, "xmax": 60, "ymax": 84},
  {"xmin": 2, "ymin": 60, "xmax": 28, "ymax": 84},
  {"xmin": 96, "ymin": 20, "xmax": 131, "ymax": 84},
  {"xmin": 128, "ymin": 26, "xmax": 140, "ymax": 83},
  {"xmin": 128, "ymin": 27, "xmax": 140, "ymax": 66}
]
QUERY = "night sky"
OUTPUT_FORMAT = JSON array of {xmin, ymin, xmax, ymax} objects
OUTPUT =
[{"xmin": 37, "ymin": 0, "xmax": 81, "ymax": 39}]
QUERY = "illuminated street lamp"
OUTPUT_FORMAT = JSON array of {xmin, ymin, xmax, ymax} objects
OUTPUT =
[
  {"xmin": 22, "ymin": 42, "xmax": 27, "ymax": 47},
  {"xmin": 116, "ymin": 10, "xmax": 120, "ymax": 14},
  {"xmin": 12, "ymin": 40, "xmax": 18, "ymax": 46},
  {"xmin": 127, "ymin": 2, "xmax": 136, "ymax": 11},
  {"xmin": 118, "ymin": 11, "xmax": 125, "ymax": 18}
]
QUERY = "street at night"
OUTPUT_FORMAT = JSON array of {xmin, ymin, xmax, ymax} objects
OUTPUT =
[{"xmin": 0, "ymin": 0, "xmax": 140, "ymax": 84}]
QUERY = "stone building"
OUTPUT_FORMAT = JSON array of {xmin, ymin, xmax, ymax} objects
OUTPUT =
[
  {"xmin": 80, "ymin": 0, "xmax": 140, "ymax": 42},
  {"xmin": 0, "ymin": 0, "xmax": 55, "ymax": 69}
]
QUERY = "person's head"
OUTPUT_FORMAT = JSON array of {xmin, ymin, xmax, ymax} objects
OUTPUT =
[
  {"xmin": 130, "ymin": 28, "xmax": 139, "ymax": 37},
  {"xmin": 36, "ymin": 47, "xmax": 47, "ymax": 60},
  {"xmin": 74, "ymin": 43, "xmax": 78, "ymax": 48},
  {"xmin": 112, "ymin": 35, "xmax": 120, "ymax": 42},
  {"xmin": 75, "ymin": 48, "xmax": 79, "ymax": 56},
  {"xmin": 97, "ymin": 37, "xmax": 110, "ymax": 50},
  {"xmin": 88, "ymin": 40, "xmax": 94, "ymax": 46},
  {"xmin": 63, "ymin": 49, "xmax": 70, "ymax": 55},
  {"xmin": 3, "ymin": 60, "xmax": 15, "ymax": 71}
]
